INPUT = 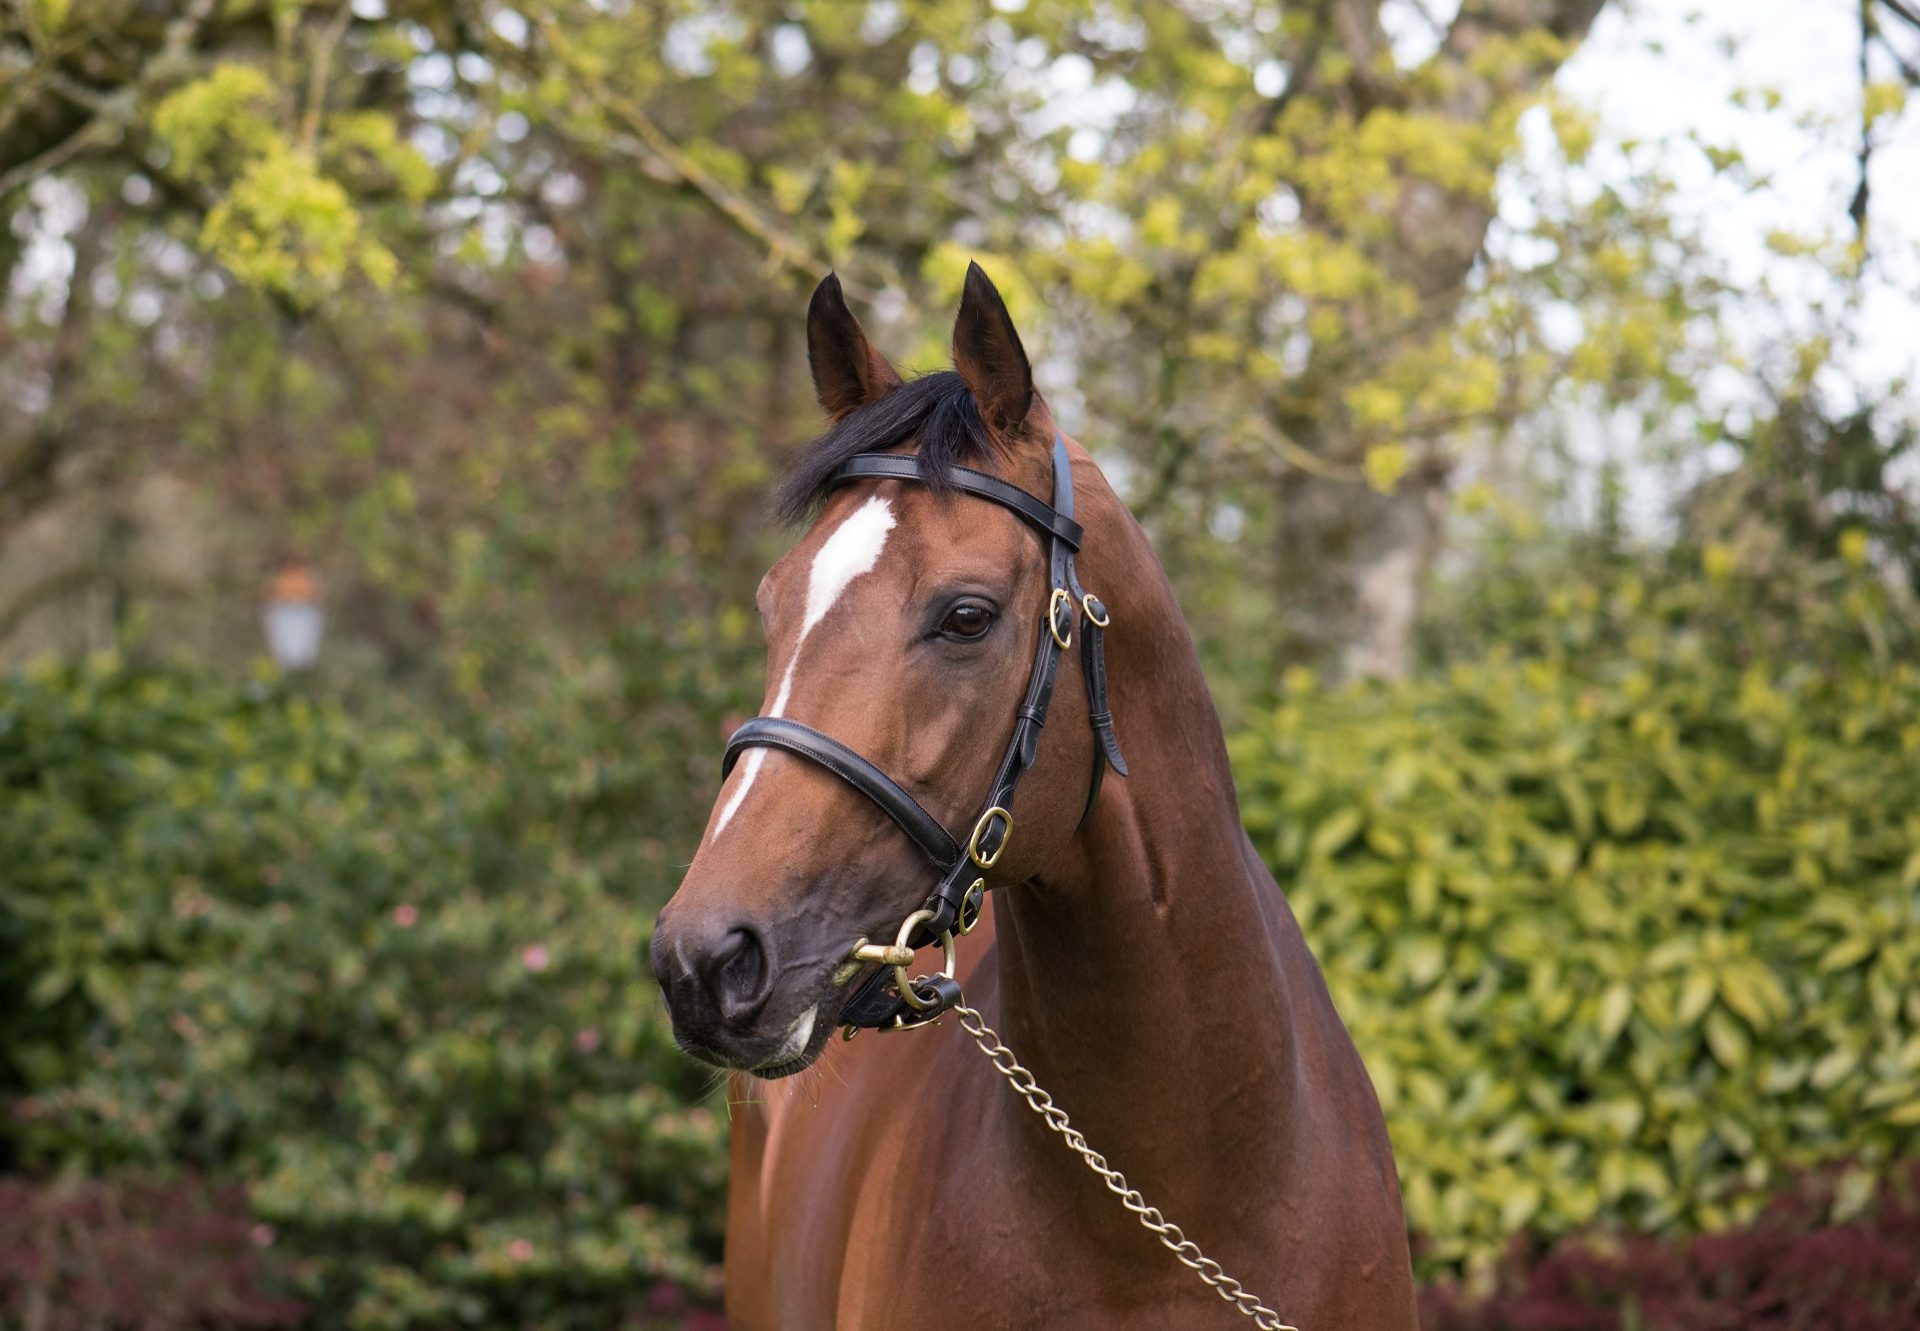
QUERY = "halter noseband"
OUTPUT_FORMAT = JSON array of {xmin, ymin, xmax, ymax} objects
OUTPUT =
[{"xmin": 720, "ymin": 434, "xmax": 1127, "ymax": 1033}]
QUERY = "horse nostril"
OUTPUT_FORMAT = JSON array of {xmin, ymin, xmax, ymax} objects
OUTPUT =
[
  {"xmin": 708, "ymin": 927, "xmax": 770, "ymax": 1023},
  {"xmin": 647, "ymin": 919, "xmax": 678, "ymax": 995}
]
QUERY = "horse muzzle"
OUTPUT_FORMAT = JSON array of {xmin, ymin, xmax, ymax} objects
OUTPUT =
[{"xmin": 648, "ymin": 914, "xmax": 839, "ymax": 1077}]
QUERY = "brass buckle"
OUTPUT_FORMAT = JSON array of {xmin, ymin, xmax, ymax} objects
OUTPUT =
[
  {"xmin": 1081, "ymin": 592, "xmax": 1110, "ymax": 628},
  {"xmin": 836, "ymin": 908, "xmax": 959, "ymax": 1040},
  {"xmin": 968, "ymin": 806, "xmax": 1013, "ymax": 868},
  {"xmin": 955, "ymin": 878, "xmax": 987, "ymax": 935},
  {"xmin": 885, "ymin": 909, "xmax": 956, "ymax": 1012},
  {"xmin": 1047, "ymin": 587, "xmax": 1073, "ymax": 649}
]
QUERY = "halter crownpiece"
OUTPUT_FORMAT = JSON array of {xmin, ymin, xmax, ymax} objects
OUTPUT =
[{"xmin": 719, "ymin": 433, "xmax": 1127, "ymax": 1032}]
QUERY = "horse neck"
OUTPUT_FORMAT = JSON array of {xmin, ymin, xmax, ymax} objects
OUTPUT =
[{"xmin": 987, "ymin": 477, "xmax": 1325, "ymax": 1197}]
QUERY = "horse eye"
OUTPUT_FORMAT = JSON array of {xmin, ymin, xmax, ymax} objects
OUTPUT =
[{"xmin": 938, "ymin": 602, "xmax": 995, "ymax": 641}]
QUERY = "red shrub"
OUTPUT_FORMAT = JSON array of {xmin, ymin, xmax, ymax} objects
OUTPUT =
[
  {"xmin": 1421, "ymin": 1162, "xmax": 1920, "ymax": 1331},
  {"xmin": 0, "ymin": 1176, "xmax": 304, "ymax": 1331}
]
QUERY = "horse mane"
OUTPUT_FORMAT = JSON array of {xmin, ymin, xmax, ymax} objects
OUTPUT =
[{"xmin": 775, "ymin": 370, "xmax": 995, "ymax": 525}]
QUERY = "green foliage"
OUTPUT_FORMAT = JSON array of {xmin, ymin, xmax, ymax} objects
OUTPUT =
[
  {"xmin": 152, "ymin": 61, "xmax": 420, "ymax": 302},
  {"xmin": 1421, "ymin": 1160, "xmax": 1920, "ymax": 1330},
  {"xmin": 203, "ymin": 146, "xmax": 399, "ymax": 298},
  {"xmin": 150, "ymin": 64, "xmax": 283, "ymax": 178},
  {"xmin": 1423, "ymin": 391, "xmax": 1920, "ymax": 679},
  {"xmin": 1234, "ymin": 565, "xmax": 1920, "ymax": 1278},
  {"xmin": 0, "ymin": 663, "xmax": 726, "ymax": 1330},
  {"xmin": 1683, "ymin": 389, "xmax": 1920, "ymax": 613}
]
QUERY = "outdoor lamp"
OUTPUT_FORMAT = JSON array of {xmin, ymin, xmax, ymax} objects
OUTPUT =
[{"xmin": 262, "ymin": 562, "xmax": 325, "ymax": 671}]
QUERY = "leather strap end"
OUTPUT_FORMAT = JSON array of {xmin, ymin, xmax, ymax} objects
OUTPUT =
[
  {"xmin": 839, "ymin": 967, "xmax": 907, "ymax": 1028},
  {"xmin": 1095, "ymin": 718, "xmax": 1129, "ymax": 777}
]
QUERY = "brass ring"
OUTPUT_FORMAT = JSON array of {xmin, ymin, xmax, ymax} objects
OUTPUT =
[
  {"xmin": 889, "ymin": 908, "xmax": 957, "ymax": 1012},
  {"xmin": 968, "ymin": 806, "xmax": 1013, "ymax": 868},
  {"xmin": 1047, "ymin": 587, "xmax": 1073, "ymax": 649},
  {"xmin": 1081, "ymin": 592, "xmax": 1110, "ymax": 628},
  {"xmin": 955, "ymin": 878, "xmax": 987, "ymax": 935}
]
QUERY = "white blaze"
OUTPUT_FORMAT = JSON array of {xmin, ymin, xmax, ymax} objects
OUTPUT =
[{"xmin": 712, "ymin": 496, "xmax": 896, "ymax": 838}]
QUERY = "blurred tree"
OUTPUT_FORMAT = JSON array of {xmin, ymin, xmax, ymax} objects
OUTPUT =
[
  {"xmin": 1012, "ymin": 0, "xmax": 1622, "ymax": 678},
  {"xmin": 1686, "ymin": 388, "xmax": 1920, "ymax": 601},
  {"xmin": 1419, "ymin": 348, "xmax": 1920, "ymax": 681},
  {"xmin": 0, "ymin": 0, "xmax": 1881, "ymax": 698}
]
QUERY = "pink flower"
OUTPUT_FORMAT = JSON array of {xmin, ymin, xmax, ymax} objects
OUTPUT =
[
  {"xmin": 393, "ymin": 904, "xmax": 418, "ymax": 928},
  {"xmin": 251, "ymin": 1224, "xmax": 276, "ymax": 1248},
  {"xmin": 508, "ymin": 1238, "xmax": 534, "ymax": 1263},
  {"xmin": 521, "ymin": 944, "xmax": 550, "ymax": 973},
  {"xmin": 574, "ymin": 1028, "xmax": 601, "ymax": 1053}
]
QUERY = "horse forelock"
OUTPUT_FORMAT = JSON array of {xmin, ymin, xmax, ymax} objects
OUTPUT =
[{"xmin": 774, "ymin": 370, "xmax": 1000, "ymax": 525}]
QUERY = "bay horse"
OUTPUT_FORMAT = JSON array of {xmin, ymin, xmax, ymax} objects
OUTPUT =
[{"xmin": 651, "ymin": 264, "xmax": 1417, "ymax": 1330}]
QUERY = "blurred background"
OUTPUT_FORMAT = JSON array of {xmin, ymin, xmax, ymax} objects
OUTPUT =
[{"xmin": 3, "ymin": 0, "xmax": 1919, "ymax": 1326}]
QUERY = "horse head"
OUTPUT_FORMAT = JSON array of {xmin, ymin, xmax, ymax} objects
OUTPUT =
[{"xmin": 651, "ymin": 264, "xmax": 1101, "ymax": 1076}]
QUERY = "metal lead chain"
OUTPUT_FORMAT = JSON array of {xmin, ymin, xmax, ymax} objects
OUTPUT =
[{"xmin": 953, "ymin": 1003, "xmax": 1299, "ymax": 1331}]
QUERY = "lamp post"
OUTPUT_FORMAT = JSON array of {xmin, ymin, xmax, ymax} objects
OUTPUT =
[{"xmin": 262, "ymin": 562, "xmax": 325, "ymax": 672}]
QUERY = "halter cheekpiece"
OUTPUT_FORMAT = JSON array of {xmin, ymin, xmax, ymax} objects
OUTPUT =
[{"xmin": 720, "ymin": 434, "xmax": 1127, "ymax": 1033}]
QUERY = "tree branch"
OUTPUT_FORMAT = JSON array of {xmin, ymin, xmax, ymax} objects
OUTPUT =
[
  {"xmin": 298, "ymin": 0, "xmax": 356, "ymax": 155},
  {"xmin": 1853, "ymin": 0, "xmax": 1874, "ymax": 248},
  {"xmin": 1872, "ymin": 30, "xmax": 1920, "ymax": 85},
  {"xmin": 0, "ymin": 561, "xmax": 194, "ymax": 646},
  {"xmin": 0, "ymin": 0, "xmax": 219, "ymax": 201},
  {"xmin": 533, "ymin": 13, "xmax": 900, "ymax": 300},
  {"xmin": 0, "ymin": 108, "xmax": 120, "ymax": 201},
  {"xmin": 1880, "ymin": 0, "xmax": 1920, "ymax": 35},
  {"xmin": 1445, "ymin": 0, "xmax": 1610, "ymax": 51}
]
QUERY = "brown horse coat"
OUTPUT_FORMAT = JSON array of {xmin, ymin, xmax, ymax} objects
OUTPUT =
[{"xmin": 653, "ymin": 269, "xmax": 1417, "ymax": 1330}]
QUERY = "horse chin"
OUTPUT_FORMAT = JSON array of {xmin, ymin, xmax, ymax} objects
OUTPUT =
[{"xmin": 746, "ymin": 1004, "xmax": 830, "ymax": 1080}]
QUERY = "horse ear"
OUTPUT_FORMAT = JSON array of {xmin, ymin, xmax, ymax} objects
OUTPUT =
[
  {"xmin": 951, "ymin": 261, "xmax": 1036, "ymax": 436},
  {"xmin": 807, "ymin": 273, "xmax": 901, "ymax": 420}
]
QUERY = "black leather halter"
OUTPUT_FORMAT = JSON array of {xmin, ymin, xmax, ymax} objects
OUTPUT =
[{"xmin": 720, "ymin": 435, "xmax": 1127, "ymax": 1031}]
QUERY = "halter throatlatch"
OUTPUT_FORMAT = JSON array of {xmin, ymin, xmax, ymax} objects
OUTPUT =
[{"xmin": 719, "ymin": 434, "xmax": 1126, "ymax": 1032}]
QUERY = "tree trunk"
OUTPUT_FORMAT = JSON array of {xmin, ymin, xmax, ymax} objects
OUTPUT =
[
  {"xmin": 1276, "ymin": 461, "xmax": 1446, "ymax": 681},
  {"xmin": 1274, "ymin": 0, "xmax": 1611, "ymax": 679}
]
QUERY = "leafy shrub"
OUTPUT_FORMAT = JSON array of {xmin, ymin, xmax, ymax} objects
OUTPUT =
[
  {"xmin": 1419, "ymin": 1159, "xmax": 1920, "ymax": 1330},
  {"xmin": 0, "ymin": 1174, "xmax": 303, "ymax": 1331},
  {"xmin": 1234, "ymin": 571, "xmax": 1920, "ymax": 1276},
  {"xmin": 0, "ymin": 663, "xmax": 726, "ymax": 1330}
]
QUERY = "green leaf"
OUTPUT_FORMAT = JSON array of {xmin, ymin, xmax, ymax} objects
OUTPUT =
[
  {"xmin": 1309, "ymin": 807, "xmax": 1365, "ymax": 859},
  {"xmin": 1676, "ymin": 971, "xmax": 1715, "ymax": 1026},
  {"xmin": 28, "ymin": 968, "xmax": 73, "ymax": 1006},
  {"xmin": 1819, "ymin": 937, "xmax": 1877, "ymax": 973},
  {"xmin": 1596, "ymin": 983, "xmax": 1633, "ymax": 1044},
  {"xmin": 1704, "ymin": 1010, "xmax": 1750, "ymax": 1070},
  {"xmin": 1407, "ymin": 863, "xmax": 1440, "ymax": 920}
]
